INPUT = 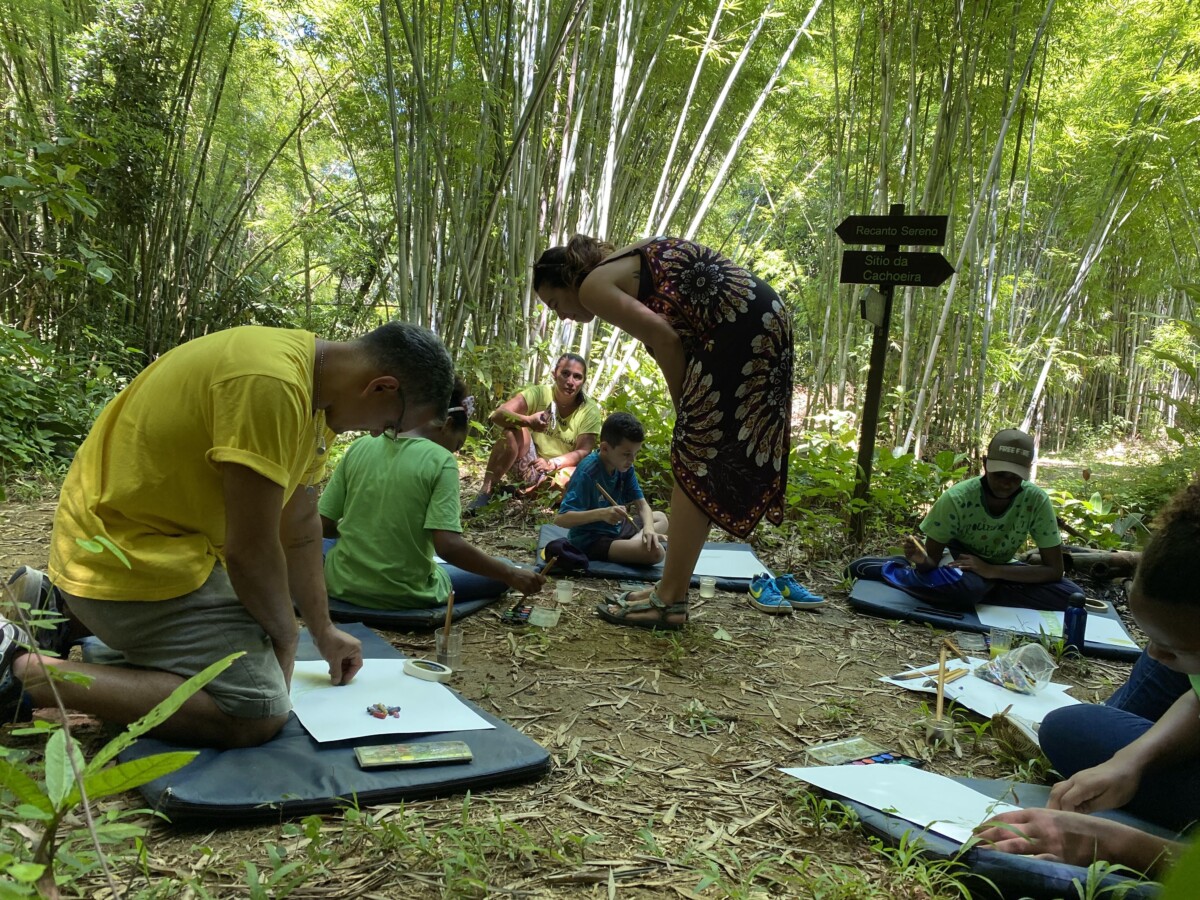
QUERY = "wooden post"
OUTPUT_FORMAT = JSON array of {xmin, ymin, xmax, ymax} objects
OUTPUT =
[{"xmin": 849, "ymin": 202, "xmax": 904, "ymax": 542}]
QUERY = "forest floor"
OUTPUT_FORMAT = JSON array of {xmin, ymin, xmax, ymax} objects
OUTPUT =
[{"xmin": 0, "ymin": 459, "xmax": 1142, "ymax": 899}]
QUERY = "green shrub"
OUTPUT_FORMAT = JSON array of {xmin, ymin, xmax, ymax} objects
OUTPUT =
[{"xmin": 0, "ymin": 325, "xmax": 130, "ymax": 482}]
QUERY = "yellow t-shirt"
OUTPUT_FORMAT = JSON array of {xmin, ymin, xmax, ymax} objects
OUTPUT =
[
  {"xmin": 49, "ymin": 327, "xmax": 332, "ymax": 601},
  {"xmin": 518, "ymin": 384, "xmax": 602, "ymax": 459}
]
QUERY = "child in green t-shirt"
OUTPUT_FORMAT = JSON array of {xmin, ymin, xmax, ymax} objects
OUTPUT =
[{"xmin": 320, "ymin": 379, "xmax": 545, "ymax": 608}]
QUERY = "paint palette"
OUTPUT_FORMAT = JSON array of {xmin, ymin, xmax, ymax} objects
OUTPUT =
[
  {"xmin": 804, "ymin": 736, "xmax": 925, "ymax": 768},
  {"xmin": 500, "ymin": 602, "xmax": 533, "ymax": 626}
]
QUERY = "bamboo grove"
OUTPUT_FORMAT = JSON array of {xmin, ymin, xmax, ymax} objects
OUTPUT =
[{"xmin": 2, "ymin": 0, "xmax": 1198, "ymax": 458}]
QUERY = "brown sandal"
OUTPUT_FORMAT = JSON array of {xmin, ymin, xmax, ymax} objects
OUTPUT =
[{"xmin": 596, "ymin": 587, "xmax": 688, "ymax": 631}]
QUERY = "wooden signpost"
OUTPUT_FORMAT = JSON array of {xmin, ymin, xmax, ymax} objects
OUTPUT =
[{"xmin": 839, "ymin": 203, "xmax": 953, "ymax": 542}]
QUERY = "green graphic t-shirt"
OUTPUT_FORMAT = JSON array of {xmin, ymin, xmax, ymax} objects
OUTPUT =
[
  {"xmin": 920, "ymin": 476, "xmax": 1061, "ymax": 564},
  {"xmin": 319, "ymin": 435, "xmax": 461, "ymax": 609},
  {"xmin": 518, "ymin": 384, "xmax": 602, "ymax": 460}
]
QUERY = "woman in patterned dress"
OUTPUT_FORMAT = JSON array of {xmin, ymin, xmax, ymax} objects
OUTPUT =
[{"xmin": 533, "ymin": 235, "xmax": 793, "ymax": 629}]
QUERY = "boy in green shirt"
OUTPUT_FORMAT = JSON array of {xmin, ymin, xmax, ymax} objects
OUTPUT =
[{"xmin": 848, "ymin": 429, "xmax": 1084, "ymax": 610}]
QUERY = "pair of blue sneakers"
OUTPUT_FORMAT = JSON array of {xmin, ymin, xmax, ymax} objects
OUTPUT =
[{"xmin": 748, "ymin": 573, "xmax": 826, "ymax": 614}]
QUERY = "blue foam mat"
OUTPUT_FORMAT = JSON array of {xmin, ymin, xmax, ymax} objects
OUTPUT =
[
  {"xmin": 848, "ymin": 579, "xmax": 1142, "ymax": 662},
  {"xmin": 117, "ymin": 623, "xmax": 550, "ymax": 824},
  {"xmin": 536, "ymin": 524, "xmax": 755, "ymax": 592},
  {"xmin": 324, "ymin": 594, "xmax": 504, "ymax": 630},
  {"xmin": 844, "ymin": 778, "xmax": 1165, "ymax": 899}
]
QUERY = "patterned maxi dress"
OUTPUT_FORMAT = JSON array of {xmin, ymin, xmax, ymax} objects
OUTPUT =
[{"xmin": 610, "ymin": 237, "xmax": 793, "ymax": 538}]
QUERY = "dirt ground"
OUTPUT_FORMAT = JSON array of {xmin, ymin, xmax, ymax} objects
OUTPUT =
[{"xmin": 0, "ymin": 477, "xmax": 1140, "ymax": 899}]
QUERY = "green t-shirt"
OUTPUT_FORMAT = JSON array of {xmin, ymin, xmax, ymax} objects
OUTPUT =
[
  {"xmin": 920, "ymin": 476, "xmax": 1061, "ymax": 565},
  {"xmin": 318, "ymin": 435, "xmax": 460, "ymax": 609},
  {"xmin": 518, "ymin": 384, "xmax": 602, "ymax": 460},
  {"xmin": 1190, "ymin": 674, "xmax": 1200, "ymax": 702}
]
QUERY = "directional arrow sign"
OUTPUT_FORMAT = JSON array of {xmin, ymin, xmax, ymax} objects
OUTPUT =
[
  {"xmin": 836, "ymin": 214, "xmax": 949, "ymax": 246},
  {"xmin": 839, "ymin": 250, "xmax": 955, "ymax": 287}
]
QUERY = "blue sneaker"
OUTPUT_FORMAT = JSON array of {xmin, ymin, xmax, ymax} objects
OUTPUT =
[
  {"xmin": 748, "ymin": 573, "xmax": 791, "ymax": 614},
  {"xmin": 775, "ymin": 574, "xmax": 828, "ymax": 610}
]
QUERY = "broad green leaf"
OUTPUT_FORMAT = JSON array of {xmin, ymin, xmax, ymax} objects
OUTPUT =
[
  {"xmin": 0, "ymin": 175, "xmax": 34, "ymax": 190},
  {"xmin": 69, "ymin": 751, "xmax": 198, "ymax": 806},
  {"xmin": 44, "ymin": 729, "xmax": 84, "ymax": 808},
  {"xmin": 87, "ymin": 652, "xmax": 242, "ymax": 772},
  {"xmin": 3, "ymin": 861, "xmax": 45, "ymax": 883},
  {"xmin": 88, "ymin": 263, "xmax": 114, "ymax": 284},
  {"xmin": 1161, "ymin": 835, "xmax": 1200, "ymax": 899},
  {"xmin": 92, "ymin": 535, "xmax": 132, "ymax": 568},
  {"xmin": 0, "ymin": 760, "xmax": 52, "ymax": 814},
  {"xmin": 75, "ymin": 537, "xmax": 105, "ymax": 554}
]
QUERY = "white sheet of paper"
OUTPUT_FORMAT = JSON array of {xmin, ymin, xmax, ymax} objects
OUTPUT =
[
  {"xmin": 881, "ymin": 656, "xmax": 1079, "ymax": 729},
  {"xmin": 289, "ymin": 659, "xmax": 494, "ymax": 743},
  {"xmin": 780, "ymin": 764, "xmax": 1021, "ymax": 844},
  {"xmin": 691, "ymin": 547, "xmax": 769, "ymax": 579},
  {"xmin": 975, "ymin": 604, "xmax": 1139, "ymax": 650}
]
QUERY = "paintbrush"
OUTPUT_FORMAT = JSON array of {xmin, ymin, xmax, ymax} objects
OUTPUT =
[
  {"xmin": 935, "ymin": 644, "xmax": 949, "ymax": 722},
  {"xmin": 442, "ymin": 590, "xmax": 455, "ymax": 644},
  {"xmin": 595, "ymin": 483, "xmax": 632, "ymax": 522}
]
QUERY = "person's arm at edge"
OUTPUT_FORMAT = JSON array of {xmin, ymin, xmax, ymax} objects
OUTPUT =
[
  {"xmin": 431, "ymin": 531, "xmax": 545, "ymax": 595},
  {"xmin": 279, "ymin": 482, "xmax": 363, "ymax": 685},
  {"xmin": 1050, "ymin": 690, "xmax": 1200, "ymax": 813},
  {"xmin": 974, "ymin": 808, "xmax": 1182, "ymax": 878}
]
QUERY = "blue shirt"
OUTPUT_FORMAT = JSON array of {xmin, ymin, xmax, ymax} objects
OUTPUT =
[{"xmin": 559, "ymin": 451, "xmax": 645, "ymax": 550}]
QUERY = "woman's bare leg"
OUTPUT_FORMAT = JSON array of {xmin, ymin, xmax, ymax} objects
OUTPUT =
[
  {"xmin": 477, "ymin": 428, "xmax": 530, "ymax": 495},
  {"xmin": 600, "ymin": 482, "xmax": 707, "ymax": 623}
]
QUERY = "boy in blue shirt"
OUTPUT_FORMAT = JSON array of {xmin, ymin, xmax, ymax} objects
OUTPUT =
[{"xmin": 555, "ymin": 413, "xmax": 669, "ymax": 565}]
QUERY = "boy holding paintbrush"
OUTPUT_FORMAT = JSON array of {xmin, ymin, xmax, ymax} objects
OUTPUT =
[{"xmin": 554, "ymin": 413, "xmax": 669, "ymax": 566}]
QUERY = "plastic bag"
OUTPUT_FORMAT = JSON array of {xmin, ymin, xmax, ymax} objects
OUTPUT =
[{"xmin": 973, "ymin": 643, "xmax": 1057, "ymax": 694}]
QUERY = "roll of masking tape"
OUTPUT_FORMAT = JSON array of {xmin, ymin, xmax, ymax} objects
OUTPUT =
[{"xmin": 404, "ymin": 658, "xmax": 452, "ymax": 683}]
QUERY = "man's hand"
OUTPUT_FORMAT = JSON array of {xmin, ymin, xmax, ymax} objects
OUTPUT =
[
  {"xmin": 507, "ymin": 567, "xmax": 546, "ymax": 595},
  {"xmin": 314, "ymin": 626, "xmax": 364, "ymax": 686},
  {"xmin": 642, "ymin": 530, "xmax": 662, "ymax": 553},
  {"xmin": 950, "ymin": 553, "xmax": 1000, "ymax": 579},
  {"xmin": 1049, "ymin": 758, "xmax": 1141, "ymax": 815},
  {"xmin": 974, "ymin": 808, "xmax": 1115, "ymax": 866}
]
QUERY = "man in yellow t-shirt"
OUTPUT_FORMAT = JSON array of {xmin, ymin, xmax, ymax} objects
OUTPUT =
[
  {"xmin": 467, "ymin": 353, "xmax": 602, "ymax": 512},
  {"xmin": 2, "ymin": 322, "xmax": 453, "ymax": 748}
]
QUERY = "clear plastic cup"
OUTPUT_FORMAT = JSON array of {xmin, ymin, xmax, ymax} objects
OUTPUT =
[
  {"xmin": 698, "ymin": 576, "xmax": 717, "ymax": 598},
  {"xmin": 989, "ymin": 627, "xmax": 1015, "ymax": 658},
  {"xmin": 435, "ymin": 627, "xmax": 463, "ymax": 670}
]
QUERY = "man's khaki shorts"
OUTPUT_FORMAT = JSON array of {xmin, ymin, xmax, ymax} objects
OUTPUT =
[{"xmin": 62, "ymin": 565, "xmax": 290, "ymax": 720}]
